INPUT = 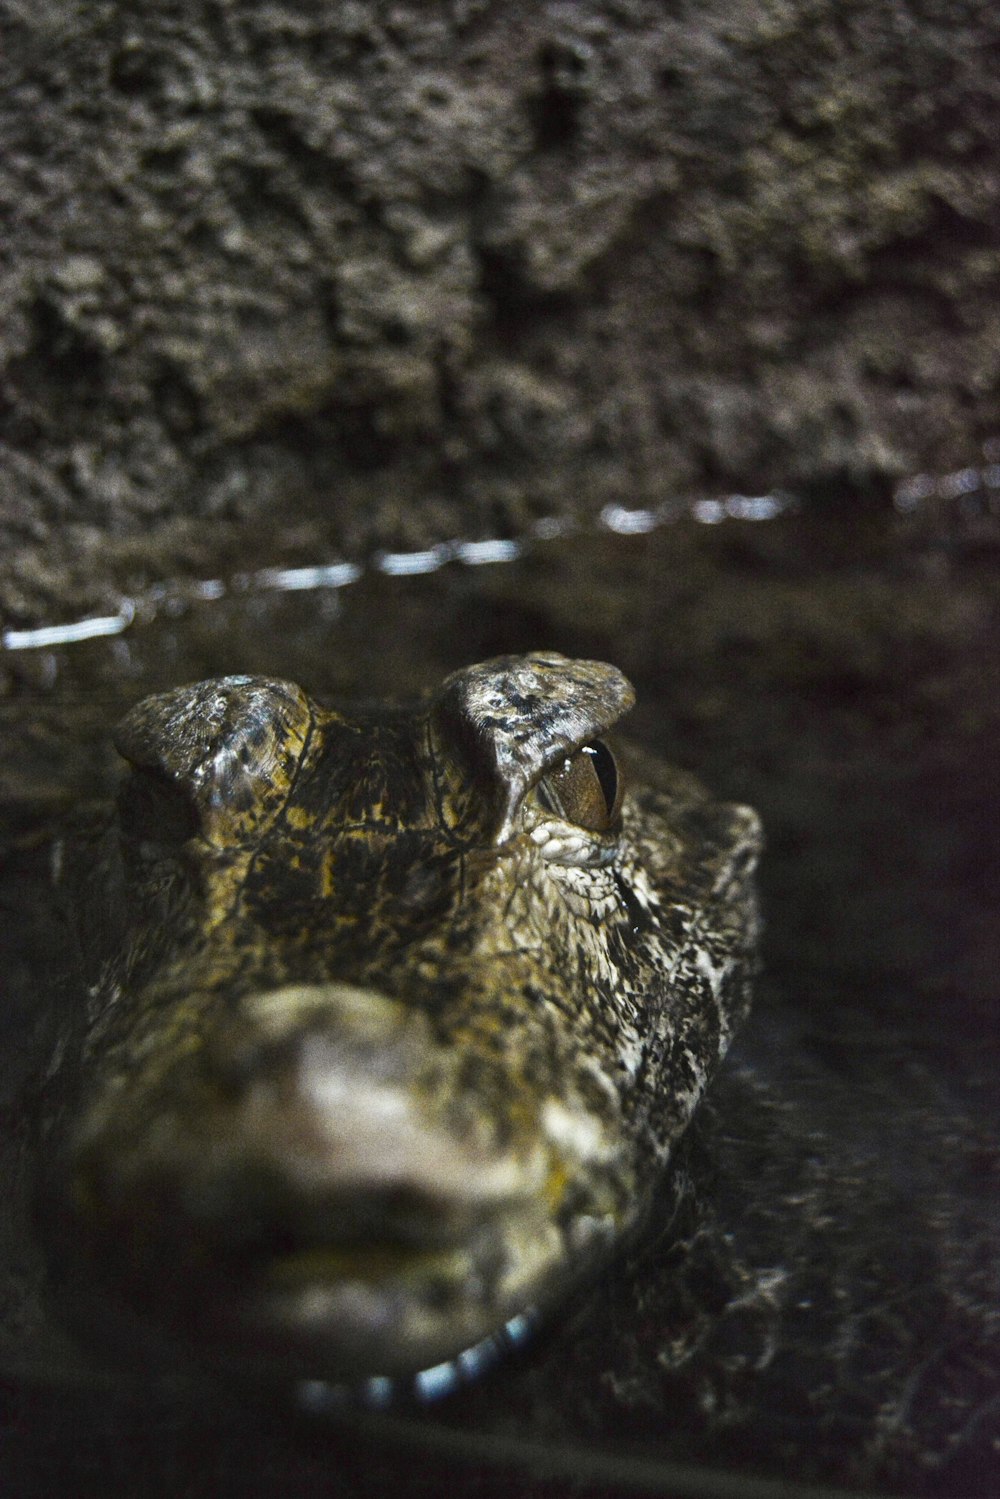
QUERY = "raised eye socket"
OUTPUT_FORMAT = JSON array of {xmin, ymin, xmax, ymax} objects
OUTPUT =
[{"xmin": 537, "ymin": 740, "xmax": 622, "ymax": 832}]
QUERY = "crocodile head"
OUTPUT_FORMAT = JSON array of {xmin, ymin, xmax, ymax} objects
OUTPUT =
[{"xmin": 43, "ymin": 652, "xmax": 761, "ymax": 1391}]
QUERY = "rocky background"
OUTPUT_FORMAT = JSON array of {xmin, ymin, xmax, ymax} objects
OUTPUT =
[{"xmin": 2, "ymin": 0, "xmax": 1000, "ymax": 624}]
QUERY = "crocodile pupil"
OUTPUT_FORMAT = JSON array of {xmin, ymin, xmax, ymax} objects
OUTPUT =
[{"xmin": 539, "ymin": 740, "xmax": 620, "ymax": 831}]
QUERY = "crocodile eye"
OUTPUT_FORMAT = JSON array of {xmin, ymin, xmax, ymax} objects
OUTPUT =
[{"xmin": 538, "ymin": 740, "xmax": 622, "ymax": 832}]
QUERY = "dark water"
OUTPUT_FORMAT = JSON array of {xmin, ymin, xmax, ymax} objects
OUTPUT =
[{"xmin": 1, "ymin": 501, "xmax": 998, "ymax": 1497}]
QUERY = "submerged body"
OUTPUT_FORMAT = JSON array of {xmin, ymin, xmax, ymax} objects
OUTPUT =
[{"xmin": 41, "ymin": 653, "xmax": 761, "ymax": 1389}]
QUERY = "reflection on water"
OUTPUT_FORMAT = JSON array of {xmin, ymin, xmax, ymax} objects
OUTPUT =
[
  {"xmin": 3, "ymin": 487, "xmax": 795, "ymax": 654},
  {"xmin": 6, "ymin": 439, "xmax": 999, "ymax": 659}
]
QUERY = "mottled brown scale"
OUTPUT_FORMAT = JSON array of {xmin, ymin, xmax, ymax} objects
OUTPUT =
[{"xmin": 41, "ymin": 653, "xmax": 762, "ymax": 1390}]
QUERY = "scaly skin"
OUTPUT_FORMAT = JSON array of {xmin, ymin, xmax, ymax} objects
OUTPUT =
[{"xmin": 41, "ymin": 652, "xmax": 762, "ymax": 1388}]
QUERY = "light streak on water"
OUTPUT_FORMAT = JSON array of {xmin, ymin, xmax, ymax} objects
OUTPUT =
[
  {"xmin": 690, "ymin": 499, "xmax": 726, "ymax": 525},
  {"xmin": 724, "ymin": 494, "xmax": 787, "ymax": 521},
  {"xmin": 691, "ymin": 494, "xmax": 787, "ymax": 525},
  {"xmin": 600, "ymin": 503, "xmax": 662, "ymax": 535},
  {"xmin": 191, "ymin": 578, "xmax": 226, "ymax": 600},
  {"xmin": 936, "ymin": 467, "xmax": 982, "ymax": 500},
  {"xmin": 894, "ymin": 457, "xmax": 1000, "ymax": 514},
  {"xmin": 3, "ymin": 601, "xmax": 135, "ymax": 650},
  {"xmin": 252, "ymin": 561, "xmax": 363, "ymax": 592},
  {"xmin": 374, "ymin": 544, "xmax": 454, "ymax": 576},
  {"xmin": 893, "ymin": 474, "xmax": 935, "ymax": 513},
  {"xmin": 454, "ymin": 537, "xmax": 523, "ymax": 565},
  {"xmin": 5, "ymin": 451, "xmax": 989, "ymax": 655}
]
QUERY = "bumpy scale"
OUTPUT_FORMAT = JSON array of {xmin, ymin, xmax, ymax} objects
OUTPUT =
[{"xmin": 42, "ymin": 652, "xmax": 762, "ymax": 1393}]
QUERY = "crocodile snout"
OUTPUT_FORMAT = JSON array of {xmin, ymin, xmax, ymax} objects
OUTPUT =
[{"xmin": 68, "ymin": 983, "xmax": 580, "ymax": 1379}]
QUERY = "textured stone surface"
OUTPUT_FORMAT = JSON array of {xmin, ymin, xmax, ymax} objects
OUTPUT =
[{"xmin": 1, "ymin": 0, "xmax": 999, "ymax": 620}]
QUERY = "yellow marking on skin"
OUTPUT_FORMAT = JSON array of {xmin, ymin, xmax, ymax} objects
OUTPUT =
[
  {"xmin": 544, "ymin": 1158, "xmax": 570, "ymax": 1212},
  {"xmin": 285, "ymin": 805, "xmax": 313, "ymax": 831}
]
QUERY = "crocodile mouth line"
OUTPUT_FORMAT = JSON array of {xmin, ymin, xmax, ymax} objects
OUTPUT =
[
  {"xmin": 166, "ymin": 1183, "xmax": 608, "ymax": 1387},
  {"xmin": 191, "ymin": 1281, "xmax": 529, "ymax": 1388}
]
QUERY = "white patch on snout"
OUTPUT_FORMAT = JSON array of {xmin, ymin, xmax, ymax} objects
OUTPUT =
[
  {"xmin": 541, "ymin": 1099, "xmax": 614, "ymax": 1165},
  {"xmin": 298, "ymin": 1038, "xmax": 412, "ymax": 1128},
  {"xmin": 286, "ymin": 1038, "xmax": 549, "ymax": 1205},
  {"xmin": 237, "ymin": 984, "xmax": 551, "ymax": 1207}
]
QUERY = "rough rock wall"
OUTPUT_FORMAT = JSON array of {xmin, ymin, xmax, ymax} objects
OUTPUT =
[{"xmin": 2, "ymin": 0, "xmax": 999, "ymax": 619}]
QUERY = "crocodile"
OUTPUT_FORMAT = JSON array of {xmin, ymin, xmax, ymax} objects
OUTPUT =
[{"xmin": 39, "ymin": 651, "xmax": 761, "ymax": 1395}]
